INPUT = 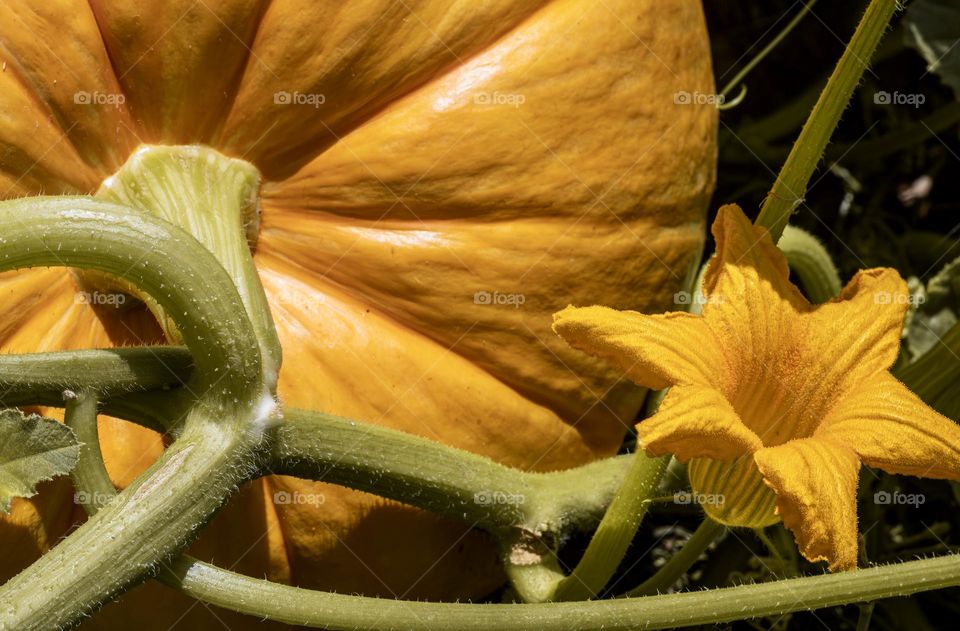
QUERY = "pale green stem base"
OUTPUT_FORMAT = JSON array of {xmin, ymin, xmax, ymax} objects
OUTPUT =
[
  {"xmin": 96, "ymin": 144, "xmax": 281, "ymax": 377},
  {"xmin": 778, "ymin": 225, "xmax": 842, "ymax": 302}
]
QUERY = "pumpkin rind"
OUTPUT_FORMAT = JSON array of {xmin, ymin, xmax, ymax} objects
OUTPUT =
[{"xmin": 0, "ymin": 0, "xmax": 717, "ymax": 627}]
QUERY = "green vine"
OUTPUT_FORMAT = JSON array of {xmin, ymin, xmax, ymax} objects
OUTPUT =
[{"xmin": 0, "ymin": 197, "xmax": 274, "ymax": 630}]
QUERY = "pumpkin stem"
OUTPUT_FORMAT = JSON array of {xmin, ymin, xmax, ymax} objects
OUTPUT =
[{"xmin": 95, "ymin": 144, "xmax": 281, "ymax": 380}]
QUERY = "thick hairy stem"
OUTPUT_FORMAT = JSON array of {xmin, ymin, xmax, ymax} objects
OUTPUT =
[
  {"xmin": 0, "ymin": 347, "xmax": 192, "ymax": 407},
  {"xmin": 160, "ymin": 552, "xmax": 960, "ymax": 630},
  {"xmin": 270, "ymin": 407, "xmax": 631, "ymax": 535},
  {"xmin": 64, "ymin": 390, "xmax": 115, "ymax": 509},
  {"xmin": 0, "ymin": 197, "xmax": 271, "ymax": 630}
]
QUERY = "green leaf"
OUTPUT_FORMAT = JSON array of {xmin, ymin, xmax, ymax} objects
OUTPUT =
[
  {"xmin": 0, "ymin": 409, "xmax": 80, "ymax": 514},
  {"xmin": 904, "ymin": 0, "xmax": 960, "ymax": 98}
]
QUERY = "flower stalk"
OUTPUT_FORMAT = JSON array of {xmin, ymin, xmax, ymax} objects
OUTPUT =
[
  {"xmin": 756, "ymin": 0, "xmax": 899, "ymax": 241},
  {"xmin": 552, "ymin": 452, "xmax": 668, "ymax": 601},
  {"xmin": 622, "ymin": 518, "xmax": 725, "ymax": 597}
]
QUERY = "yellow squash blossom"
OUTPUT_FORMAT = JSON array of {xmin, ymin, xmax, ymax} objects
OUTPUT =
[{"xmin": 554, "ymin": 204, "xmax": 960, "ymax": 571}]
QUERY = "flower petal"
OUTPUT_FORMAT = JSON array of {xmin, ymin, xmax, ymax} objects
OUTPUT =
[
  {"xmin": 553, "ymin": 305, "xmax": 723, "ymax": 390},
  {"xmin": 803, "ymin": 269, "xmax": 909, "ymax": 389},
  {"xmin": 638, "ymin": 385, "xmax": 762, "ymax": 461},
  {"xmin": 754, "ymin": 438, "xmax": 861, "ymax": 572},
  {"xmin": 699, "ymin": 206, "xmax": 810, "ymax": 412},
  {"xmin": 703, "ymin": 205, "xmax": 808, "ymax": 309},
  {"xmin": 818, "ymin": 372, "xmax": 960, "ymax": 480}
]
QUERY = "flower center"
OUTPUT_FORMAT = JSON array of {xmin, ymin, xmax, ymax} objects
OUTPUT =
[{"xmin": 727, "ymin": 348, "xmax": 827, "ymax": 447}]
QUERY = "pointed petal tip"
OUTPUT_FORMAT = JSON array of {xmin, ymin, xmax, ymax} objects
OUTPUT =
[
  {"xmin": 712, "ymin": 203, "xmax": 770, "ymax": 244},
  {"xmin": 754, "ymin": 439, "xmax": 861, "ymax": 573},
  {"xmin": 704, "ymin": 204, "xmax": 805, "ymax": 308},
  {"xmin": 836, "ymin": 267, "xmax": 909, "ymax": 306},
  {"xmin": 552, "ymin": 304, "xmax": 609, "ymax": 335}
]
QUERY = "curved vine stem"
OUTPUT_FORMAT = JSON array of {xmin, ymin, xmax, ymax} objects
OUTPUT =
[
  {"xmin": 271, "ymin": 407, "xmax": 632, "ymax": 536},
  {"xmin": 61, "ymin": 389, "xmax": 960, "ymax": 629},
  {"xmin": 552, "ymin": 453, "xmax": 668, "ymax": 601},
  {"xmin": 778, "ymin": 225, "xmax": 843, "ymax": 303},
  {"xmin": 159, "ymin": 551, "xmax": 960, "ymax": 630},
  {"xmin": 63, "ymin": 390, "xmax": 115, "ymax": 509},
  {"xmin": 717, "ymin": 0, "xmax": 818, "ymax": 107},
  {"xmin": 0, "ymin": 197, "xmax": 275, "ymax": 630}
]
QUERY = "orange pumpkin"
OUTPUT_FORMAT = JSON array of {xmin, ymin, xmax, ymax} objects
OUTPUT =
[{"xmin": 0, "ymin": 0, "xmax": 716, "ymax": 627}]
